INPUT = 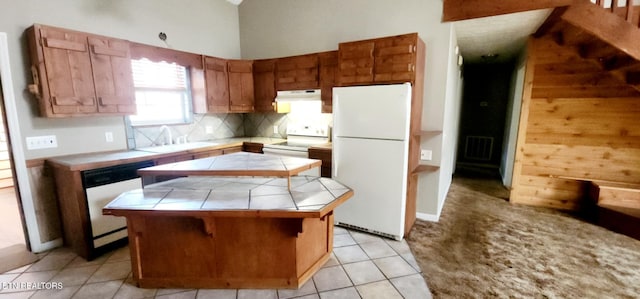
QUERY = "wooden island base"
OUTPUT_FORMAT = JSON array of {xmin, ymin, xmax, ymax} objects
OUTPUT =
[
  {"xmin": 127, "ymin": 213, "xmax": 334, "ymax": 289},
  {"xmin": 104, "ymin": 175, "xmax": 353, "ymax": 289}
]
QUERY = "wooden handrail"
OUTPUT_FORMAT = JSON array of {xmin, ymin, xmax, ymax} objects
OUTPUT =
[{"xmin": 591, "ymin": 0, "xmax": 639, "ymax": 26}]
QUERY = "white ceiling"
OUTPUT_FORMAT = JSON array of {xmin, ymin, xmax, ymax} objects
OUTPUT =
[{"xmin": 454, "ymin": 9, "xmax": 552, "ymax": 64}]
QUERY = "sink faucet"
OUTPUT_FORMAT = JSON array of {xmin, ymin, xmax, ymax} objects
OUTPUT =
[
  {"xmin": 175, "ymin": 135, "xmax": 188, "ymax": 144},
  {"xmin": 159, "ymin": 125, "xmax": 173, "ymax": 145}
]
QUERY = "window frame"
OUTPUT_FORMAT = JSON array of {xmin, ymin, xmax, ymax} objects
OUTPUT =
[
  {"xmin": 128, "ymin": 42, "xmax": 206, "ymax": 124},
  {"xmin": 128, "ymin": 58, "xmax": 194, "ymax": 127}
]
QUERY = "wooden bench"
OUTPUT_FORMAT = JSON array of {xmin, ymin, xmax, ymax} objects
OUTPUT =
[
  {"xmin": 549, "ymin": 175, "xmax": 640, "ymax": 240},
  {"xmin": 588, "ymin": 180, "xmax": 640, "ymax": 240},
  {"xmin": 589, "ymin": 181, "xmax": 640, "ymax": 217}
]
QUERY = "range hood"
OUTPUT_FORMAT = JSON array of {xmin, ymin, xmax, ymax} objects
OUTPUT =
[{"xmin": 275, "ymin": 89, "xmax": 321, "ymax": 102}]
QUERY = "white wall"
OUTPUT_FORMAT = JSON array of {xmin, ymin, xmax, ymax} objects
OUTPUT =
[
  {"xmin": 500, "ymin": 51, "xmax": 526, "ymax": 187},
  {"xmin": 0, "ymin": 0, "xmax": 241, "ymax": 160},
  {"xmin": 239, "ymin": 0, "xmax": 462, "ymax": 218}
]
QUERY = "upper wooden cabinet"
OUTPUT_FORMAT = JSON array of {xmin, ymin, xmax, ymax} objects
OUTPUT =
[
  {"xmin": 204, "ymin": 56, "xmax": 230, "ymax": 113},
  {"xmin": 338, "ymin": 33, "xmax": 422, "ymax": 86},
  {"xmin": 253, "ymin": 59, "xmax": 277, "ymax": 112},
  {"xmin": 319, "ymin": 51, "xmax": 338, "ymax": 113},
  {"xmin": 204, "ymin": 57, "xmax": 255, "ymax": 113},
  {"xmin": 228, "ymin": 60, "xmax": 254, "ymax": 113},
  {"xmin": 337, "ymin": 41, "xmax": 375, "ymax": 85},
  {"xmin": 27, "ymin": 24, "xmax": 422, "ymax": 117},
  {"xmin": 89, "ymin": 36, "xmax": 136, "ymax": 114},
  {"xmin": 27, "ymin": 24, "xmax": 136, "ymax": 117},
  {"xmin": 276, "ymin": 54, "xmax": 319, "ymax": 90}
]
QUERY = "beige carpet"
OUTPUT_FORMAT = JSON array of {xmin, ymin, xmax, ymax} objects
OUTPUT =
[
  {"xmin": 406, "ymin": 175, "xmax": 640, "ymax": 298},
  {"xmin": 0, "ymin": 244, "xmax": 38, "ymax": 274}
]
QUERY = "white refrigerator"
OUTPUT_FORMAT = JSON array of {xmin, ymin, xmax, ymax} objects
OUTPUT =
[{"xmin": 332, "ymin": 83, "xmax": 412, "ymax": 240}]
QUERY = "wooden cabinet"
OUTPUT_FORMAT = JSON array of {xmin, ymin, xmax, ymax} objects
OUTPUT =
[
  {"xmin": 242, "ymin": 142, "xmax": 263, "ymax": 153},
  {"xmin": 228, "ymin": 60, "xmax": 254, "ymax": 112},
  {"xmin": 308, "ymin": 146, "xmax": 332, "ymax": 178},
  {"xmin": 89, "ymin": 36, "xmax": 137, "ymax": 114},
  {"xmin": 204, "ymin": 56, "xmax": 230, "ymax": 113},
  {"xmin": 337, "ymin": 41, "xmax": 375, "ymax": 85},
  {"xmin": 319, "ymin": 51, "xmax": 338, "ymax": 113},
  {"xmin": 374, "ymin": 33, "xmax": 419, "ymax": 83},
  {"xmin": 47, "ymin": 143, "xmax": 250, "ymax": 259},
  {"xmin": 338, "ymin": 33, "xmax": 421, "ymax": 86},
  {"xmin": 253, "ymin": 59, "xmax": 277, "ymax": 112},
  {"xmin": 26, "ymin": 24, "xmax": 136, "ymax": 117},
  {"xmin": 204, "ymin": 58, "xmax": 255, "ymax": 113},
  {"xmin": 276, "ymin": 53, "xmax": 319, "ymax": 90}
]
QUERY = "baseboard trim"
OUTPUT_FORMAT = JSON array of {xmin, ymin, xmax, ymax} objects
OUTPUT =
[{"xmin": 416, "ymin": 212, "xmax": 439, "ymax": 222}]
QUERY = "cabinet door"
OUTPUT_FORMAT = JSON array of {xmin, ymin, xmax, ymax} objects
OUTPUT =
[
  {"xmin": 374, "ymin": 34, "xmax": 417, "ymax": 83},
  {"xmin": 89, "ymin": 36, "xmax": 136, "ymax": 114},
  {"xmin": 319, "ymin": 51, "xmax": 338, "ymax": 113},
  {"xmin": 337, "ymin": 41, "xmax": 374, "ymax": 86},
  {"xmin": 204, "ymin": 56, "xmax": 230, "ymax": 113},
  {"xmin": 253, "ymin": 59, "xmax": 276, "ymax": 112},
  {"xmin": 37, "ymin": 25, "xmax": 97, "ymax": 115},
  {"xmin": 276, "ymin": 54, "xmax": 319, "ymax": 90},
  {"xmin": 228, "ymin": 60, "xmax": 254, "ymax": 112}
]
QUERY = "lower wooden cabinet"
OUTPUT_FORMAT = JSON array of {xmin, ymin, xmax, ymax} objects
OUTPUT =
[
  {"xmin": 47, "ymin": 144, "xmax": 250, "ymax": 260},
  {"xmin": 242, "ymin": 142, "xmax": 263, "ymax": 153},
  {"xmin": 308, "ymin": 146, "xmax": 332, "ymax": 178}
]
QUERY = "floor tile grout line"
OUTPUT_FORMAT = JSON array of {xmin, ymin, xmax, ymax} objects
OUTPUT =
[
  {"xmin": 345, "ymin": 230, "xmax": 420, "ymax": 296},
  {"xmin": 4, "ymin": 228, "xmax": 427, "ymax": 298}
]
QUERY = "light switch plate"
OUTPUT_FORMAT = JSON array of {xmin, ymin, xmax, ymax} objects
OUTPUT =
[
  {"xmin": 205, "ymin": 126, "xmax": 214, "ymax": 134},
  {"xmin": 26, "ymin": 135, "xmax": 58, "ymax": 150},
  {"xmin": 420, "ymin": 149, "xmax": 432, "ymax": 161},
  {"xmin": 105, "ymin": 131, "xmax": 114, "ymax": 142}
]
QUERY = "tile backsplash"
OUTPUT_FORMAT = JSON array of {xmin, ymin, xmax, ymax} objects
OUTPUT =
[{"xmin": 127, "ymin": 113, "xmax": 290, "ymax": 148}]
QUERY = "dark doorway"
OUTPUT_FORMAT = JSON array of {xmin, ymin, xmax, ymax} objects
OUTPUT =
[{"xmin": 456, "ymin": 62, "xmax": 514, "ymax": 176}]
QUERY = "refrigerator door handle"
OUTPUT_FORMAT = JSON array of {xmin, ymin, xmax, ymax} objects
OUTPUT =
[
  {"xmin": 334, "ymin": 150, "xmax": 338, "ymax": 178},
  {"xmin": 333, "ymin": 97, "xmax": 338, "ymax": 178}
]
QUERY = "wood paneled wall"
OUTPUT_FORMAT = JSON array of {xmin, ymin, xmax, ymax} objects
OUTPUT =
[{"xmin": 510, "ymin": 36, "xmax": 640, "ymax": 211}]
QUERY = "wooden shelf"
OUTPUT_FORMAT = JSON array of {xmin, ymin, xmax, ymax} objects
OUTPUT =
[
  {"xmin": 413, "ymin": 130, "xmax": 442, "ymax": 138},
  {"xmin": 412, "ymin": 164, "xmax": 440, "ymax": 174}
]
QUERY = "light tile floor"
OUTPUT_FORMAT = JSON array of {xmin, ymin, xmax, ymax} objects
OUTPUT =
[{"xmin": 0, "ymin": 227, "xmax": 432, "ymax": 299}]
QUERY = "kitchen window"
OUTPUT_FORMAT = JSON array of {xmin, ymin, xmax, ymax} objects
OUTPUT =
[{"xmin": 128, "ymin": 58, "xmax": 193, "ymax": 126}]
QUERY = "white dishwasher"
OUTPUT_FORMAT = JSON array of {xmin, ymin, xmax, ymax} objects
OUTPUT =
[{"xmin": 82, "ymin": 160, "xmax": 154, "ymax": 248}]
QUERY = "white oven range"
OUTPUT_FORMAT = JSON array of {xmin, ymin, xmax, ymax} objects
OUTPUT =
[{"xmin": 262, "ymin": 124, "xmax": 329, "ymax": 176}]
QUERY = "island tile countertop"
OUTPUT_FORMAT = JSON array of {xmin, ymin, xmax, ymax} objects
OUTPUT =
[
  {"xmin": 103, "ymin": 175, "xmax": 353, "ymax": 218},
  {"xmin": 137, "ymin": 152, "xmax": 321, "ymax": 178},
  {"xmin": 46, "ymin": 137, "xmax": 286, "ymax": 171}
]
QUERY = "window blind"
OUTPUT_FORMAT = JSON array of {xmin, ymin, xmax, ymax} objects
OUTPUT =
[{"xmin": 131, "ymin": 58, "xmax": 187, "ymax": 90}]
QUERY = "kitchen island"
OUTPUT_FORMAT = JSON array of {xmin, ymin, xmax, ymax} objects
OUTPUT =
[
  {"xmin": 138, "ymin": 151, "xmax": 322, "ymax": 189},
  {"xmin": 103, "ymin": 174, "xmax": 352, "ymax": 289}
]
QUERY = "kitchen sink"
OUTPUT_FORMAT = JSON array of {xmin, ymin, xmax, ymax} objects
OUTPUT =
[{"xmin": 135, "ymin": 142, "xmax": 220, "ymax": 154}]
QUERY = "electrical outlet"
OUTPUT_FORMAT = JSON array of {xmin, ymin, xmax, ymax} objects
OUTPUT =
[
  {"xmin": 105, "ymin": 131, "xmax": 114, "ymax": 142},
  {"xmin": 273, "ymin": 125, "xmax": 279, "ymax": 134},
  {"xmin": 205, "ymin": 126, "xmax": 214, "ymax": 134},
  {"xmin": 420, "ymin": 149, "xmax": 432, "ymax": 161},
  {"xmin": 26, "ymin": 135, "xmax": 58, "ymax": 150}
]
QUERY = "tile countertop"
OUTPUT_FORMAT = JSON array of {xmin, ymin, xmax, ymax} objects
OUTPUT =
[
  {"xmin": 137, "ymin": 152, "xmax": 321, "ymax": 178},
  {"xmin": 103, "ymin": 175, "xmax": 353, "ymax": 218},
  {"xmin": 46, "ymin": 137, "xmax": 286, "ymax": 172}
]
